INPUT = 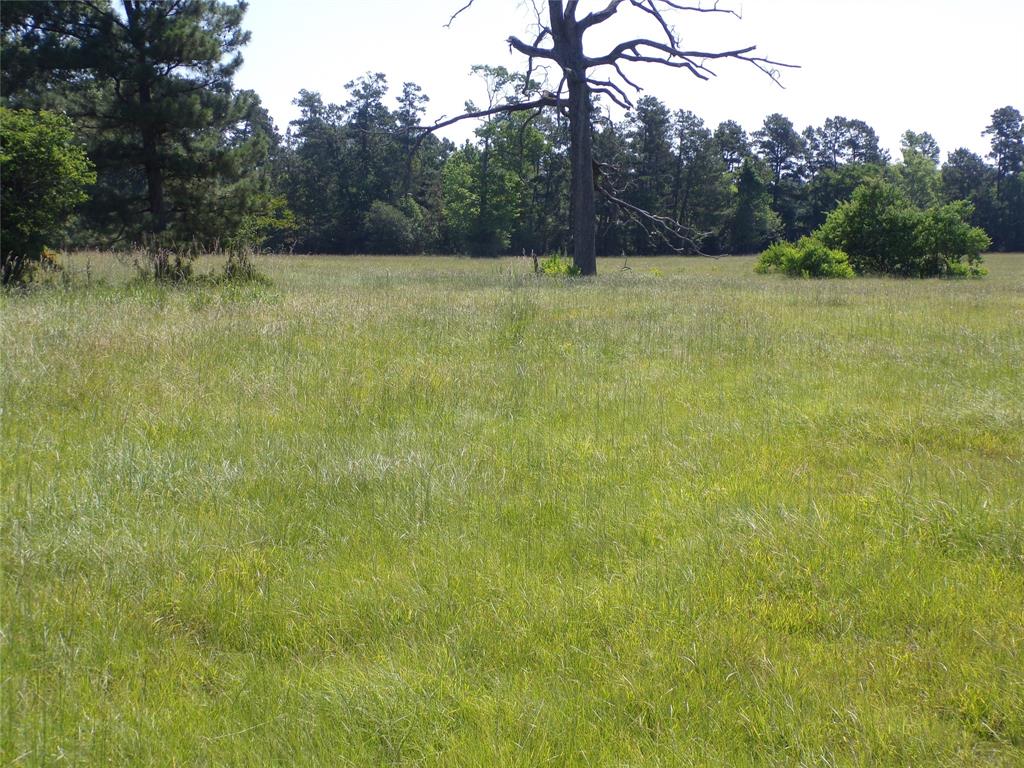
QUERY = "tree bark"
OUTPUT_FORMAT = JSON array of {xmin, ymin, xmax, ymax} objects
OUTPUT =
[
  {"xmin": 568, "ymin": 79, "xmax": 596, "ymax": 275},
  {"xmin": 126, "ymin": 0, "xmax": 166, "ymax": 235},
  {"xmin": 141, "ymin": 122, "xmax": 166, "ymax": 232},
  {"xmin": 546, "ymin": 1, "xmax": 597, "ymax": 275}
]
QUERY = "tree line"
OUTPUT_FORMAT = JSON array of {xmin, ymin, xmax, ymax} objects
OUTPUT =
[
  {"xmin": 2, "ymin": 1, "xmax": 1022, "ymax": 280},
  {"xmin": 277, "ymin": 77, "xmax": 1022, "ymax": 259}
]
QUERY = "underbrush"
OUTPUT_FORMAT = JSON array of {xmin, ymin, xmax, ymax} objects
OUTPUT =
[
  {"xmin": 538, "ymin": 251, "xmax": 582, "ymax": 277},
  {"xmin": 756, "ymin": 237, "xmax": 854, "ymax": 278}
]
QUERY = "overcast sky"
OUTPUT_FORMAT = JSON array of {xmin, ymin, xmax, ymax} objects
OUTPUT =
[{"xmin": 234, "ymin": 0, "xmax": 1024, "ymax": 161}]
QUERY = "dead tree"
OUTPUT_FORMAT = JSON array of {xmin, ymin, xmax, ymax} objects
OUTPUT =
[{"xmin": 418, "ymin": 0, "xmax": 794, "ymax": 275}]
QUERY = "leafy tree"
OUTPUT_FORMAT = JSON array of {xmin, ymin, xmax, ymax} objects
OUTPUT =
[
  {"xmin": 364, "ymin": 199, "xmax": 420, "ymax": 254},
  {"xmin": 804, "ymin": 116, "xmax": 886, "ymax": 175},
  {"xmin": 0, "ymin": 108, "xmax": 95, "ymax": 284},
  {"xmin": 593, "ymin": 118, "xmax": 630, "ymax": 256},
  {"xmin": 982, "ymin": 106, "xmax": 1023, "ymax": 185},
  {"xmin": 441, "ymin": 142, "xmax": 521, "ymax": 255},
  {"xmin": 669, "ymin": 110, "xmax": 730, "ymax": 252},
  {"xmin": 281, "ymin": 90, "xmax": 349, "ymax": 252},
  {"xmin": 941, "ymin": 148, "xmax": 998, "ymax": 240},
  {"xmin": 395, "ymin": 81, "xmax": 432, "ymax": 196},
  {"xmin": 942, "ymin": 148, "xmax": 993, "ymax": 202},
  {"xmin": 754, "ymin": 113, "xmax": 804, "ymax": 204},
  {"xmin": 729, "ymin": 157, "xmax": 779, "ymax": 253},
  {"xmin": 982, "ymin": 106, "xmax": 1024, "ymax": 250},
  {"xmin": 462, "ymin": 66, "xmax": 535, "ymax": 256},
  {"xmin": 915, "ymin": 201, "xmax": 991, "ymax": 275},
  {"xmin": 817, "ymin": 180, "xmax": 923, "ymax": 274},
  {"xmin": 802, "ymin": 162, "xmax": 884, "ymax": 231},
  {"xmin": 896, "ymin": 130, "xmax": 942, "ymax": 209},
  {"xmin": 1, "ymin": 0, "xmax": 268, "ymax": 246},
  {"xmin": 753, "ymin": 113, "xmax": 804, "ymax": 238},
  {"xmin": 278, "ymin": 79, "xmax": 448, "ymax": 254},
  {"xmin": 712, "ymin": 120, "xmax": 750, "ymax": 173},
  {"xmin": 624, "ymin": 96, "xmax": 674, "ymax": 253},
  {"xmin": 488, "ymin": 110, "xmax": 557, "ymax": 255},
  {"xmin": 343, "ymin": 72, "xmax": 400, "ymax": 212},
  {"xmin": 901, "ymin": 130, "xmax": 941, "ymax": 164},
  {"xmin": 817, "ymin": 179, "xmax": 989, "ymax": 276}
]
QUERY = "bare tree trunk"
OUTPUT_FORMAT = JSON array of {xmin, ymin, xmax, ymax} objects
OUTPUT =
[
  {"xmin": 431, "ymin": 0, "xmax": 792, "ymax": 272},
  {"xmin": 568, "ymin": 79, "xmax": 596, "ymax": 276},
  {"xmin": 548, "ymin": 0, "xmax": 597, "ymax": 275}
]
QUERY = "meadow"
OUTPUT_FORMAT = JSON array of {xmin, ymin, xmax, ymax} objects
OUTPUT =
[{"xmin": 2, "ymin": 253, "xmax": 1022, "ymax": 766}]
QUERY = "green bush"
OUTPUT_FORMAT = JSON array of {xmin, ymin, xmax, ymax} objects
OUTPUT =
[
  {"xmin": 539, "ymin": 252, "xmax": 581, "ymax": 277},
  {"xmin": 915, "ymin": 201, "xmax": 989, "ymax": 276},
  {"xmin": 1, "ymin": 108, "xmax": 96, "ymax": 285},
  {"xmin": 816, "ymin": 179, "xmax": 990, "ymax": 277},
  {"xmin": 755, "ymin": 242, "xmax": 797, "ymax": 274},
  {"xmin": 222, "ymin": 214, "xmax": 273, "ymax": 284},
  {"xmin": 756, "ymin": 237, "xmax": 854, "ymax": 278},
  {"xmin": 363, "ymin": 196, "xmax": 435, "ymax": 255},
  {"xmin": 363, "ymin": 201, "xmax": 416, "ymax": 254}
]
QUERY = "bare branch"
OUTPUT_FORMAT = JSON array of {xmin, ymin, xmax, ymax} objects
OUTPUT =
[
  {"xmin": 612, "ymin": 60, "xmax": 644, "ymax": 93},
  {"xmin": 444, "ymin": 0, "xmax": 478, "ymax": 28},
  {"xmin": 632, "ymin": 0, "xmax": 678, "ymax": 47},
  {"xmin": 587, "ymin": 77, "xmax": 633, "ymax": 108},
  {"xmin": 522, "ymin": 27, "xmax": 553, "ymax": 94},
  {"xmin": 507, "ymin": 35, "xmax": 558, "ymax": 60},
  {"xmin": 410, "ymin": 96, "xmax": 557, "ymax": 136},
  {"xmin": 590, "ymin": 87, "xmax": 630, "ymax": 110},
  {"xmin": 516, "ymin": 108, "xmax": 544, "ymax": 147},
  {"xmin": 590, "ymin": 38, "xmax": 797, "ymax": 87},
  {"xmin": 597, "ymin": 180, "xmax": 710, "ymax": 254},
  {"xmin": 578, "ymin": 0, "xmax": 627, "ymax": 30},
  {"xmin": 652, "ymin": 0, "xmax": 741, "ymax": 18},
  {"xmin": 620, "ymin": 51, "xmax": 710, "ymax": 81}
]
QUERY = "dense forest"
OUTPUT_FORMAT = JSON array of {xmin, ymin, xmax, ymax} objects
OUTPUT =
[{"xmin": 2, "ymin": 1, "xmax": 1022, "ymax": 262}]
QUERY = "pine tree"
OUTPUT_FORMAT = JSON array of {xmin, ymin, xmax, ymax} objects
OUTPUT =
[{"xmin": 2, "ymin": 1, "xmax": 270, "ymax": 245}]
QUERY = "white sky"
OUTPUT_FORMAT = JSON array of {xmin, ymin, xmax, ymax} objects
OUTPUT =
[{"xmin": 234, "ymin": 0, "xmax": 1024, "ymax": 161}]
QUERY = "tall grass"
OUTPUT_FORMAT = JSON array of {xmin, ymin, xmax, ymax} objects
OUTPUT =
[{"xmin": 2, "ymin": 254, "xmax": 1022, "ymax": 766}]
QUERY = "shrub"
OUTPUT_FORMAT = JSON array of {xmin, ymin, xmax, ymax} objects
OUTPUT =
[
  {"xmin": 119, "ymin": 236, "xmax": 197, "ymax": 283},
  {"xmin": 816, "ymin": 180, "xmax": 920, "ymax": 275},
  {"xmin": 539, "ymin": 252, "xmax": 581, "ymax": 277},
  {"xmin": 222, "ymin": 214, "xmax": 273, "ymax": 284},
  {"xmin": 755, "ymin": 241, "xmax": 797, "ymax": 274},
  {"xmin": 364, "ymin": 199, "xmax": 418, "ymax": 254},
  {"xmin": 816, "ymin": 179, "xmax": 990, "ymax": 277},
  {"xmin": 235, "ymin": 196, "xmax": 298, "ymax": 254},
  {"xmin": 1, "ymin": 108, "xmax": 96, "ymax": 285},
  {"xmin": 915, "ymin": 201, "xmax": 990, "ymax": 276},
  {"xmin": 221, "ymin": 251, "xmax": 271, "ymax": 285},
  {"xmin": 144, "ymin": 237, "xmax": 196, "ymax": 283},
  {"xmin": 756, "ymin": 237, "xmax": 854, "ymax": 278}
]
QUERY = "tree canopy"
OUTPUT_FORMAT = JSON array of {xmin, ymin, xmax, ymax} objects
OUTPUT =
[
  {"xmin": 0, "ymin": 108, "xmax": 95, "ymax": 284},
  {"xmin": 2, "ymin": 2, "xmax": 1021, "ymax": 269},
  {"xmin": 1, "ymin": 0, "xmax": 271, "ymax": 246}
]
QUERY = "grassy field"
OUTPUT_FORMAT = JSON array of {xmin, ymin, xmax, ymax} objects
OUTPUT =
[{"xmin": 2, "ymin": 253, "xmax": 1023, "ymax": 766}]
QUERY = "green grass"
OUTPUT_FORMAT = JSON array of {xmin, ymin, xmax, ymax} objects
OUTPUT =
[{"xmin": 2, "ymin": 254, "xmax": 1023, "ymax": 766}]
